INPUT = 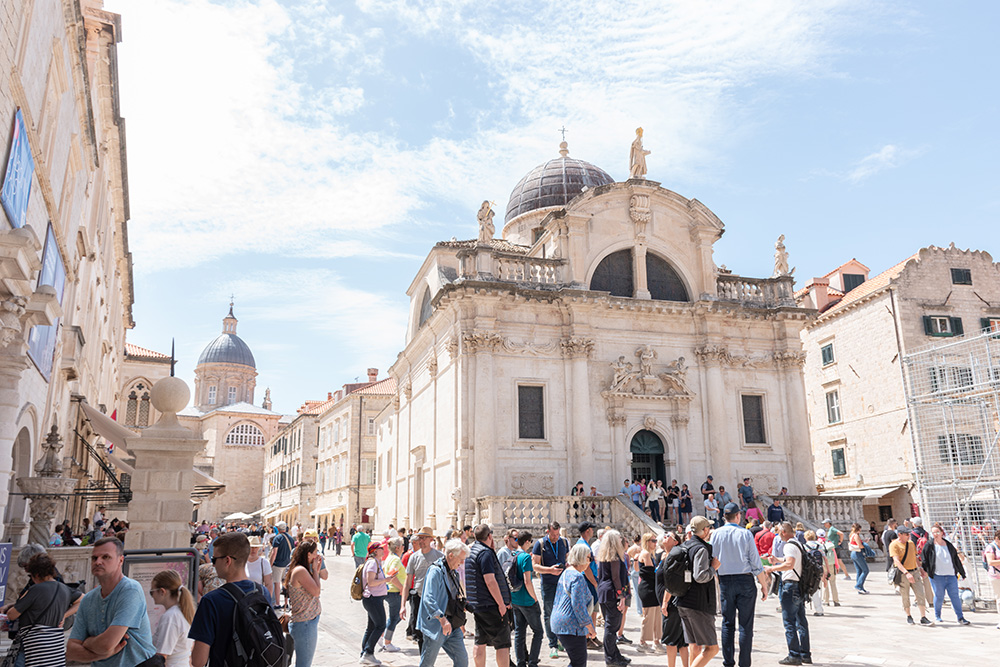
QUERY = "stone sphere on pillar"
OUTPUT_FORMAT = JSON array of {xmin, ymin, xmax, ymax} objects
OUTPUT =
[{"xmin": 150, "ymin": 376, "xmax": 190, "ymax": 414}]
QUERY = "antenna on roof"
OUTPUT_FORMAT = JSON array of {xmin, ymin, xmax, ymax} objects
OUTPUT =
[{"xmin": 170, "ymin": 338, "xmax": 176, "ymax": 377}]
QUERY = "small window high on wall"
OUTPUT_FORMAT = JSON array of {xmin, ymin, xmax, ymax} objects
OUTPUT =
[{"xmin": 518, "ymin": 385, "xmax": 545, "ymax": 440}]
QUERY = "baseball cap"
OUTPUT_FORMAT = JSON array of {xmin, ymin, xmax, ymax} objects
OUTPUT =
[
  {"xmin": 707, "ymin": 475, "xmax": 713, "ymax": 480},
  {"xmin": 578, "ymin": 521, "xmax": 596, "ymax": 534},
  {"xmin": 689, "ymin": 516, "xmax": 713, "ymax": 533},
  {"xmin": 822, "ymin": 518, "xmax": 833, "ymax": 524},
  {"xmin": 723, "ymin": 502, "xmax": 740, "ymax": 515},
  {"xmin": 816, "ymin": 529, "xmax": 826, "ymax": 538}
]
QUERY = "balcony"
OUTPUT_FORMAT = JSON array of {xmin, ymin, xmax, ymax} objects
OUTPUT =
[
  {"xmin": 716, "ymin": 274, "xmax": 796, "ymax": 308},
  {"xmin": 456, "ymin": 247, "xmax": 565, "ymax": 288}
]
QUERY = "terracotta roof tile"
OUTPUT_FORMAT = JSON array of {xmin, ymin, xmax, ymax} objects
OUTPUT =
[
  {"xmin": 353, "ymin": 377, "xmax": 397, "ymax": 395},
  {"xmin": 436, "ymin": 238, "xmax": 529, "ymax": 254},
  {"xmin": 819, "ymin": 254, "xmax": 918, "ymax": 316},
  {"xmin": 124, "ymin": 342, "xmax": 171, "ymax": 362}
]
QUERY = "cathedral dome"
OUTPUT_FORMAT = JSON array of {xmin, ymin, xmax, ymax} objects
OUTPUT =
[
  {"xmin": 197, "ymin": 305, "xmax": 256, "ymax": 368},
  {"xmin": 505, "ymin": 142, "xmax": 614, "ymax": 223}
]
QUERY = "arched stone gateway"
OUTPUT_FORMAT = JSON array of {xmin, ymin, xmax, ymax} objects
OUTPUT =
[{"xmin": 630, "ymin": 429, "xmax": 665, "ymax": 483}]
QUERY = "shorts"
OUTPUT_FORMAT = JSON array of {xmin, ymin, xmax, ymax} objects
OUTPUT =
[
  {"xmin": 473, "ymin": 606, "xmax": 512, "ymax": 649},
  {"xmin": 677, "ymin": 607, "xmax": 717, "ymax": 647},
  {"xmin": 271, "ymin": 566, "xmax": 286, "ymax": 589}
]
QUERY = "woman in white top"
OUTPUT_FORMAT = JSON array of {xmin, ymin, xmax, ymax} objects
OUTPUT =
[
  {"xmin": 150, "ymin": 570, "xmax": 195, "ymax": 667},
  {"xmin": 246, "ymin": 535, "xmax": 274, "ymax": 591}
]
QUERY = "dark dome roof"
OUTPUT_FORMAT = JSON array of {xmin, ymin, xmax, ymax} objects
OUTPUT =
[
  {"xmin": 505, "ymin": 153, "xmax": 614, "ymax": 223},
  {"xmin": 197, "ymin": 333, "xmax": 256, "ymax": 368}
]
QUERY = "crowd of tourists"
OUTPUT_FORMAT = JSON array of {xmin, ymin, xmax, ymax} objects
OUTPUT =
[{"xmin": 348, "ymin": 503, "xmax": 1000, "ymax": 667}]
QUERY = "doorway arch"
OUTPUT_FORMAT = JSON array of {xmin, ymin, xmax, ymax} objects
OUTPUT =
[{"xmin": 629, "ymin": 429, "xmax": 665, "ymax": 483}]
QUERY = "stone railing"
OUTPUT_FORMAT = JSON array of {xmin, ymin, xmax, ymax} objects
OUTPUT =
[
  {"xmin": 493, "ymin": 255, "xmax": 563, "ymax": 285},
  {"xmin": 475, "ymin": 494, "xmax": 663, "ymax": 537},
  {"xmin": 757, "ymin": 493, "xmax": 865, "ymax": 533},
  {"xmin": 716, "ymin": 274, "xmax": 796, "ymax": 308},
  {"xmin": 457, "ymin": 247, "xmax": 565, "ymax": 287},
  {"xmin": 4, "ymin": 546, "xmax": 95, "ymax": 606}
]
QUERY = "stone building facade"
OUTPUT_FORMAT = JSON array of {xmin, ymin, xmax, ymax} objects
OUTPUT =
[
  {"xmin": 373, "ymin": 142, "xmax": 816, "ymax": 532},
  {"xmin": 313, "ymin": 372, "xmax": 394, "ymax": 531},
  {"xmin": 261, "ymin": 402, "xmax": 321, "ymax": 527},
  {"xmin": 179, "ymin": 306, "xmax": 281, "ymax": 519},
  {"xmin": 1, "ymin": 0, "xmax": 135, "ymax": 544},
  {"xmin": 119, "ymin": 343, "xmax": 172, "ymax": 429},
  {"xmin": 797, "ymin": 244, "xmax": 1000, "ymax": 525}
]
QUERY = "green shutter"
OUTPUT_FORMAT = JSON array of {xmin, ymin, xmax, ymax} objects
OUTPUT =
[
  {"xmin": 983, "ymin": 318, "xmax": 993, "ymax": 332},
  {"xmin": 923, "ymin": 316, "xmax": 934, "ymax": 335},
  {"xmin": 951, "ymin": 317, "xmax": 964, "ymax": 335}
]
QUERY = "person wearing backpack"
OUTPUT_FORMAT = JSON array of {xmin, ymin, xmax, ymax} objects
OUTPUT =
[
  {"xmin": 674, "ymin": 516, "xmax": 720, "ymax": 667},
  {"xmin": 654, "ymin": 532, "xmax": 688, "ymax": 667},
  {"xmin": 712, "ymin": 503, "xmax": 768, "ymax": 667},
  {"xmin": 764, "ymin": 522, "xmax": 811, "ymax": 666},
  {"xmin": 190, "ymin": 532, "xmax": 285, "ymax": 667},
  {"xmin": 360, "ymin": 542, "xmax": 391, "ymax": 665},
  {"xmin": 510, "ymin": 532, "xmax": 544, "ymax": 667}
]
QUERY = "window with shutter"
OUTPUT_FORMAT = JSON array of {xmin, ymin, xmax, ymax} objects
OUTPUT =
[
  {"xmin": 831, "ymin": 448, "xmax": 846, "ymax": 476},
  {"xmin": 950, "ymin": 268, "xmax": 972, "ymax": 285},
  {"xmin": 518, "ymin": 385, "xmax": 545, "ymax": 439},
  {"xmin": 820, "ymin": 343, "xmax": 835, "ymax": 366},
  {"xmin": 924, "ymin": 316, "xmax": 954, "ymax": 336}
]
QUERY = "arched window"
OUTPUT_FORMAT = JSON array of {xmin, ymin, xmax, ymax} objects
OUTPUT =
[
  {"xmin": 125, "ymin": 391, "xmax": 138, "ymax": 426},
  {"xmin": 137, "ymin": 391, "xmax": 151, "ymax": 427},
  {"xmin": 123, "ymin": 380, "xmax": 151, "ymax": 427},
  {"xmin": 418, "ymin": 288, "xmax": 433, "ymax": 328},
  {"xmin": 225, "ymin": 423, "xmax": 265, "ymax": 446},
  {"xmin": 646, "ymin": 253, "xmax": 689, "ymax": 301},
  {"xmin": 590, "ymin": 250, "xmax": 634, "ymax": 297}
]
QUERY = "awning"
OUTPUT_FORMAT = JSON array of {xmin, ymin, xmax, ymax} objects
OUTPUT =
[
  {"xmin": 821, "ymin": 485, "xmax": 907, "ymax": 504},
  {"xmin": 309, "ymin": 506, "xmax": 334, "ymax": 517},
  {"xmin": 263, "ymin": 505, "xmax": 294, "ymax": 519},
  {"xmin": 193, "ymin": 468, "xmax": 225, "ymax": 500},
  {"xmin": 80, "ymin": 402, "xmax": 134, "ymax": 453},
  {"xmin": 249, "ymin": 508, "xmax": 268, "ymax": 516},
  {"xmin": 105, "ymin": 449, "xmax": 136, "ymax": 475}
]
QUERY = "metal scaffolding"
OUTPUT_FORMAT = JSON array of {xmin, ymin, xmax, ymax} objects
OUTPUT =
[{"xmin": 903, "ymin": 326, "xmax": 1000, "ymax": 601}]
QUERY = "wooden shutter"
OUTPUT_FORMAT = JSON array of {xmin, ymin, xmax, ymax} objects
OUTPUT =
[
  {"xmin": 950, "ymin": 317, "xmax": 964, "ymax": 335},
  {"xmin": 923, "ymin": 316, "xmax": 933, "ymax": 335}
]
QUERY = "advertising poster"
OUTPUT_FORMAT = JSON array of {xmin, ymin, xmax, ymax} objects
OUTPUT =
[
  {"xmin": 0, "ymin": 543, "xmax": 12, "ymax": 602},
  {"xmin": 123, "ymin": 550, "xmax": 198, "ymax": 632}
]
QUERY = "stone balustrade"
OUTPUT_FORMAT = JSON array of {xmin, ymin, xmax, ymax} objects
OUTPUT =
[
  {"xmin": 457, "ymin": 247, "xmax": 565, "ymax": 287},
  {"xmin": 758, "ymin": 493, "xmax": 866, "ymax": 532},
  {"xmin": 475, "ymin": 494, "xmax": 662, "ymax": 537},
  {"xmin": 716, "ymin": 274, "xmax": 796, "ymax": 307}
]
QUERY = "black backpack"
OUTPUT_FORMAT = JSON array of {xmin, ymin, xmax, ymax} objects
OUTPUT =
[
  {"xmin": 660, "ymin": 543, "xmax": 692, "ymax": 598},
  {"xmin": 222, "ymin": 582, "xmax": 289, "ymax": 667},
  {"xmin": 795, "ymin": 541, "xmax": 825, "ymax": 598},
  {"xmin": 506, "ymin": 553, "xmax": 524, "ymax": 592}
]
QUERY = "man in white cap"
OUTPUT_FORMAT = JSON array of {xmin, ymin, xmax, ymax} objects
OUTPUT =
[{"xmin": 352, "ymin": 524, "xmax": 371, "ymax": 568}]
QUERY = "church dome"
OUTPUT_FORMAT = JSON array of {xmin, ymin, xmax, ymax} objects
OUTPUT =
[
  {"xmin": 197, "ymin": 305, "xmax": 256, "ymax": 368},
  {"xmin": 505, "ymin": 142, "xmax": 614, "ymax": 223}
]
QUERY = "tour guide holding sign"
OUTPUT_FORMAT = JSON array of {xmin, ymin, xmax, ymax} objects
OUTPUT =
[{"xmin": 67, "ymin": 537, "xmax": 156, "ymax": 667}]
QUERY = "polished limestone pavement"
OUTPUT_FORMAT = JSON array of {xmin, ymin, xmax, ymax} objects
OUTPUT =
[{"xmin": 308, "ymin": 549, "xmax": 997, "ymax": 667}]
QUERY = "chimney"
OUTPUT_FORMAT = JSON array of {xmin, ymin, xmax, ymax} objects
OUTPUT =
[
  {"xmin": 806, "ymin": 277, "xmax": 830, "ymax": 311},
  {"xmin": 327, "ymin": 392, "xmax": 332, "ymax": 400},
  {"xmin": 367, "ymin": 368, "xmax": 378, "ymax": 383}
]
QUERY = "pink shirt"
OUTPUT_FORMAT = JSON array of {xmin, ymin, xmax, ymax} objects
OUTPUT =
[{"xmin": 363, "ymin": 558, "xmax": 388, "ymax": 597}]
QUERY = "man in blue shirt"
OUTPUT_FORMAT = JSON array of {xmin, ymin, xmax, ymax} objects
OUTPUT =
[
  {"xmin": 767, "ymin": 499, "xmax": 786, "ymax": 524},
  {"xmin": 628, "ymin": 481, "xmax": 644, "ymax": 509},
  {"xmin": 269, "ymin": 521, "xmax": 295, "ymax": 606},
  {"xmin": 713, "ymin": 503, "xmax": 770, "ymax": 667},
  {"xmin": 190, "ymin": 532, "xmax": 274, "ymax": 667},
  {"xmin": 67, "ymin": 537, "xmax": 156, "ymax": 667},
  {"xmin": 575, "ymin": 522, "xmax": 601, "ymax": 650},
  {"xmin": 531, "ymin": 522, "xmax": 568, "ymax": 659}
]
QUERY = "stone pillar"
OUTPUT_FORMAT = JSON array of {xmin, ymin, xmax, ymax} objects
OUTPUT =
[
  {"xmin": 671, "ymin": 414, "xmax": 691, "ymax": 484},
  {"xmin": 633, "ymin": 246, "xmax": 650, "ymax": 299},
  {"xmin": 563, "ymin": 338, "xmax": 595, "ymax": 486},
  {"xmin": 127, "ymin": 377, "xmax": 207, "ymax": 550},
  {"xmin": 695, "ymin": 346, "xmax": 727, "ymax": 477},
  {"xmin": 0, "ymin": 344, "xmax": 29, "ymax": 529},
  {"xmin": 779, "ymin": 353, "xmax": 814, "ymax": 494}
]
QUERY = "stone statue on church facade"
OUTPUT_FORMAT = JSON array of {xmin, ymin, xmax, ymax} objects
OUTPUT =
[
  {"xmin": 773, "ymin": 234, "xmax": 793, "ymax": 277},
  {"xmin": 477, "ymin": 200, "xmax": 495, "ymax": 244},
  {"xmin": 629, "ymin": 127, "xmax": 650, "ymax": 179}
]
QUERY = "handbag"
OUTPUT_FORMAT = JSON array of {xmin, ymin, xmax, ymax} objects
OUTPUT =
[
  {"xmin": 891, "ymin": 542, "xmax": 910, "ymax": 586},
  {"xmin": 136, "ymin": 655, "xmax": 166, "ymax": 667}
]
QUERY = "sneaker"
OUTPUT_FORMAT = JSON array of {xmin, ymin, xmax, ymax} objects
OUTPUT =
[
  {"xmin": 813, "ymin": 612, "xmax": 824, "ymax": 616},
  {"xmin": 907, "ymin": 616, "xmax": 915, "ymax": 625},
  {"xmin": 359, "ymin": 654, "xmax": 382, "ymax": 666},
  {"xmin": 802, "ymin": 659, "xmax": 813, "ymax": 665},
  {"xmin": 920, "ymin": 617, "xmax": 934, "ymax": 626},
  {"xmin": 959, "ymin": 618, "xmax": 971, "ymax": 626},
  {"xmin": 558, "ymin": 644, "xmax": 565, "ymax": 652},
  {"xmin": 653, "ymin": 643, "xmax": 667, "ymax": 653},
  {"xmin": 382, "ymin": 644, "xmax": 400, "ymax": 653},
  {"xmin": 617, "ymin": 635, "xmax": 633, "ymax": 644},
  {"xmin": 550, "ymin": 648, "xmax": 559, "ymax": 659},
  {"xmin": 935, "ymin": 618, "xmax": 943, "ymax": 624},
  {"xmin": 636, "ymin": 644, "xmax": 653, "ymax": 653},
  {"xmin": 778, "ymin": 658, "xmax": 802, "ymax": 666}
]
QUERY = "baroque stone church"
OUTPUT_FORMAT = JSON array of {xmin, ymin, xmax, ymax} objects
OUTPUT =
[{"xmin": 374, "ymin": 137, "xmax": 815, "ymax": 530}]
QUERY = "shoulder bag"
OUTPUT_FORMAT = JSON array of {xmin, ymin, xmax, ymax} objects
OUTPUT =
[{"xmin": 891, "ymin": 542, "xmax": 910, "ymax": 587}]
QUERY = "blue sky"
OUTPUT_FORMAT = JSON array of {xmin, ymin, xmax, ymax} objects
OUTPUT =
[{"xmin": 105, "ymin": 0, "xmax": 998, "ymax": 415}]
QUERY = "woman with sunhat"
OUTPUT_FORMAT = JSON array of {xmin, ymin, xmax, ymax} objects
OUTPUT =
[
  {"xmin": 360, "ymin": 541, "xmax": 391, "ymax": 665},
  {"xmin": 245, "ymin": 535, "xmax": 274, "ymax": 592}
]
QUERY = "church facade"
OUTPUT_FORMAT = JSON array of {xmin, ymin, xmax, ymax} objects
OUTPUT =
[{"xmin": 373, "ymin": 141, "xmax": 816, "ymax": 531}]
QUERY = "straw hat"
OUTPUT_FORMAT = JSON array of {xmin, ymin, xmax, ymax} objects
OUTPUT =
[
  {"xmin": 248, "ymin": 536, "xmax": 263, "ymax": 547},
  {"xmin": 414, "ymin": 526, "xmax": 436, "ymax": 539}
]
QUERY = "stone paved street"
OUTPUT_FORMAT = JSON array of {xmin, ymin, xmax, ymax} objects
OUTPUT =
[{"xmin": 310, "ymin": 551, "xmax": 997, "ymax": 667}]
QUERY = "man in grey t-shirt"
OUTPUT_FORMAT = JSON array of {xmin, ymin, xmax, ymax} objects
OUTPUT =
[{"xmin": 400, "ymin": 527, "xmax": 443, "ymax": 650}]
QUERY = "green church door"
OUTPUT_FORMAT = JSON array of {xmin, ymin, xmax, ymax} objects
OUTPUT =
[{"xmin": 629, "ymin": 430, "xmax": 666, "ymax": 482}]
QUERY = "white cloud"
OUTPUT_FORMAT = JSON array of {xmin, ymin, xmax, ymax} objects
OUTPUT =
[
  {"xmin": 109, "ymin": 0, "xmax": 890, "ymax": 273},
  {"xmin": 846, "ymin": 144, "xmax": 920, "ymax": 183}
]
